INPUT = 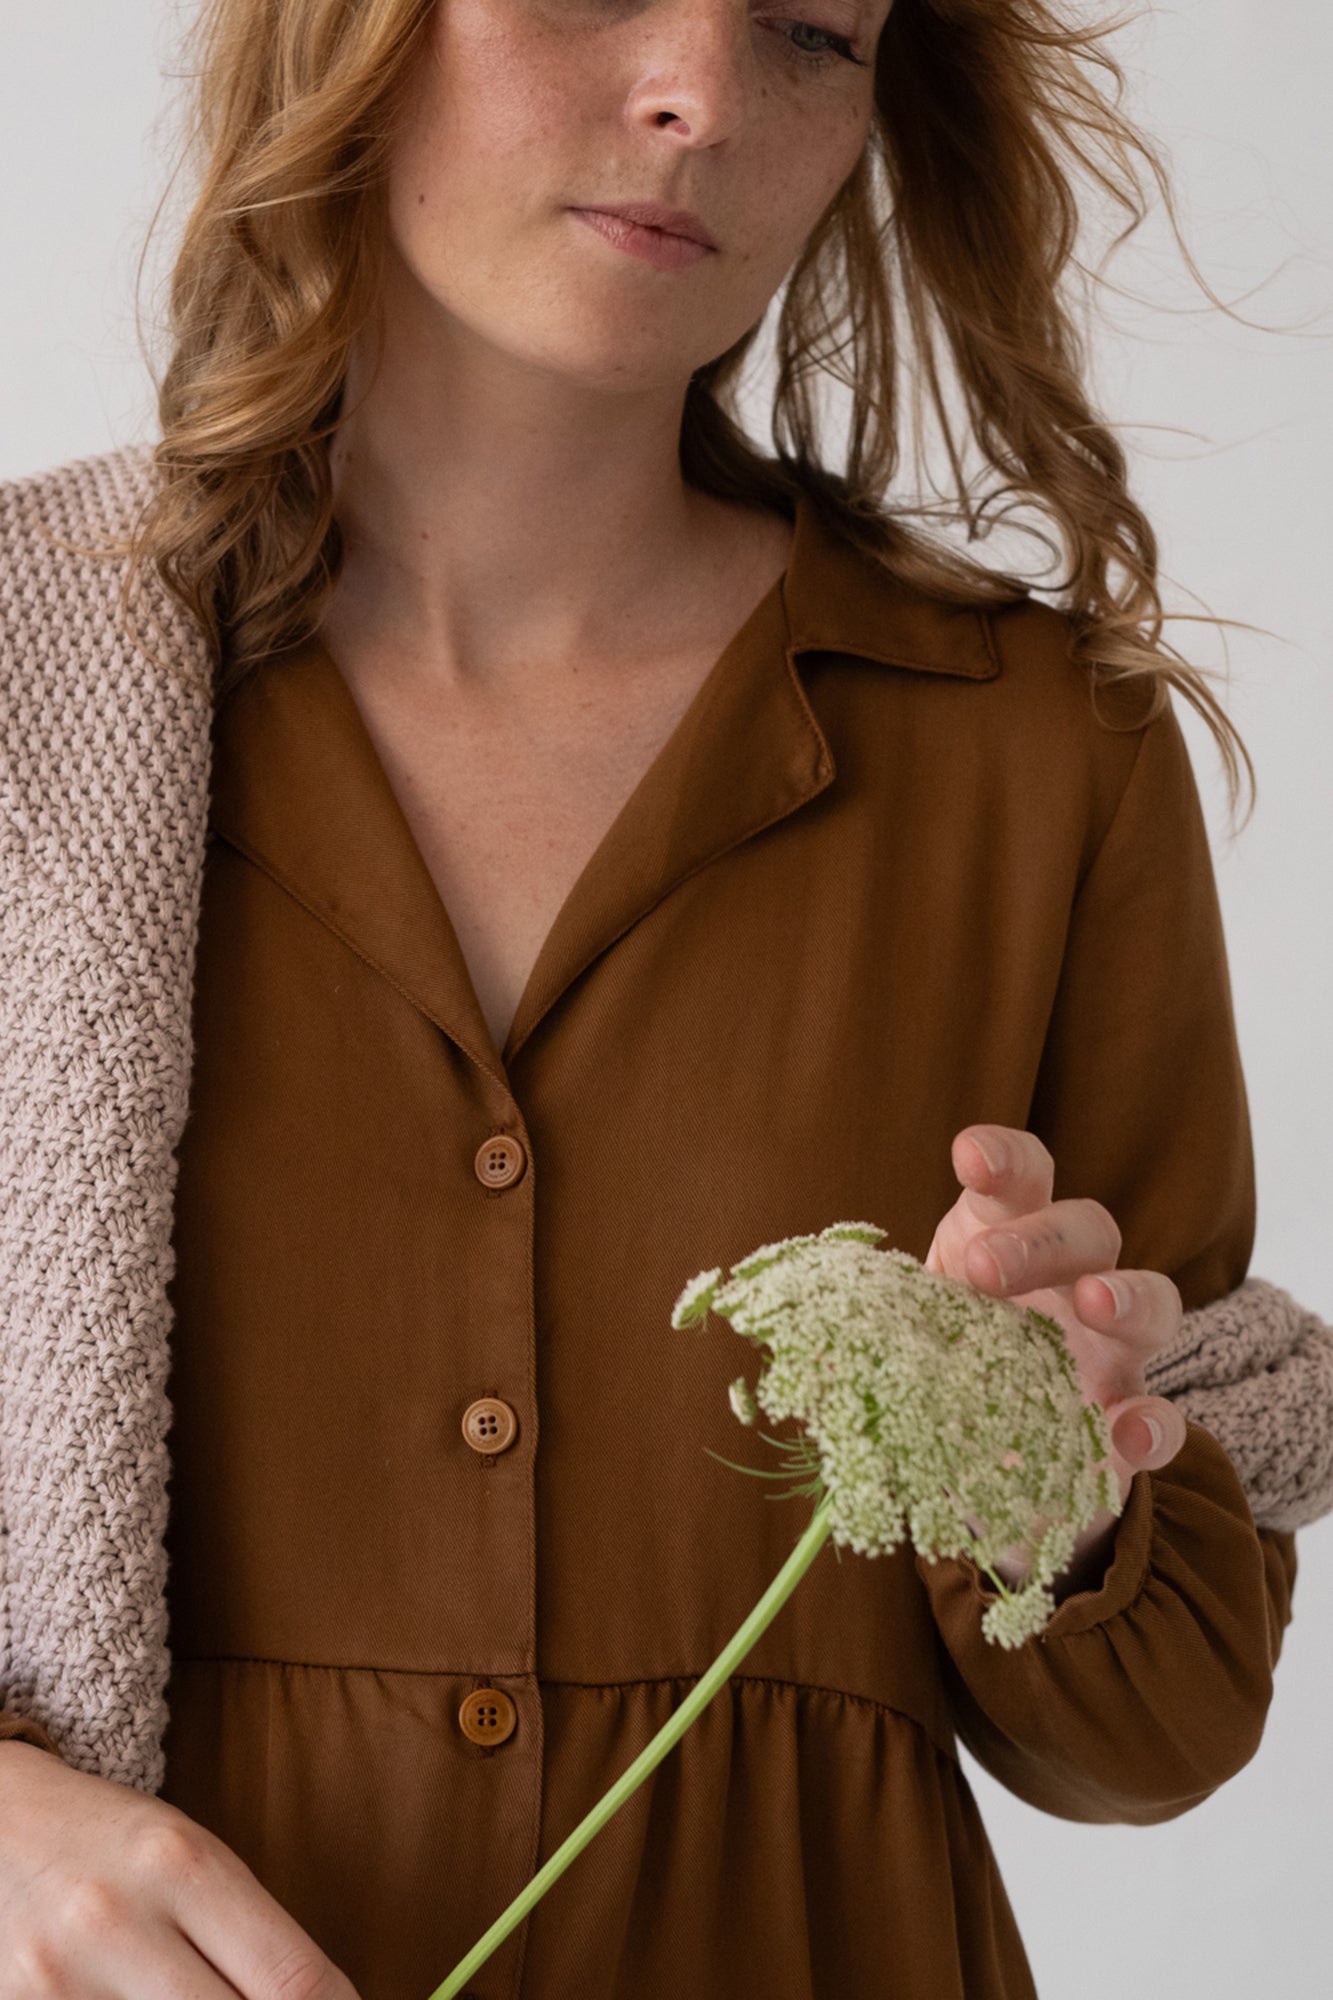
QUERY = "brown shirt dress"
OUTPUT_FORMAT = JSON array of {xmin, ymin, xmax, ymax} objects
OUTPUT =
[{"xmin": 3, "ymin": 491, "xmax": 1298, "ymax": 1999}]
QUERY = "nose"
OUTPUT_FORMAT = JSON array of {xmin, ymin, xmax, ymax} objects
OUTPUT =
[{"xmin": 624, "ymin": 0, "xmax": 755, "ymax": 146}]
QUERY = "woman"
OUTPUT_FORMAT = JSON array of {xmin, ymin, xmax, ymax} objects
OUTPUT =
[{"xmin": 1, "ymin": 0, "xmax": 1329, "ymax": 1995}]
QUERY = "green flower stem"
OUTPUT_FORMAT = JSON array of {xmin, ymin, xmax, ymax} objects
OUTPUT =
[{"xmin": 426, "ymin": 1488, "xmax": 837, "ymax": 2000}]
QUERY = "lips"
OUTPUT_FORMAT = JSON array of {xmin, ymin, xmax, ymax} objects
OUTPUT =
[
  {"xmin": 571, "ymin": 208, "xmax": 713, "ymax": 271},
  {"xmin": 574, "ymin": 201, "xmax": 718, "ymax": 250}
]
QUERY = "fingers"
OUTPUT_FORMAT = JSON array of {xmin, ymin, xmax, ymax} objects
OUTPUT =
[
  {"xmin": 948, "ymin": 1125, "xmax": 1191, "ymax": 1483},
  {"xmin": 141, "ymin": 1818, "xmax": 363, "ymax": 2000},
  {"xmin": 1074, "ymin": 1267, "xmax": 1184, "ymax": 1362},
  {"xmin": 951, "ymin": 1124, "xmax": 1184, "ymax": 1348},
  {"xmin": 962, "ymin": 1196, "xmax": 1123, "ymax": 1296},
  {"xmin": 953, "ymin": 1125, "xmax": 1055, "ymax": 1210},
  {"xmin": 951, "ymin": 1126, "xmax": 1120, "ymax": 1294},
  {"xmin": 1105, "ymin": 1393, "xmax": 1188, "ymax": 1469}
]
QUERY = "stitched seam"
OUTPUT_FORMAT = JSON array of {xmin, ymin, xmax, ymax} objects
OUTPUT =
[{"xmin": 168, "ymin": 1658, "xmax": 960, "ymax": 1760}]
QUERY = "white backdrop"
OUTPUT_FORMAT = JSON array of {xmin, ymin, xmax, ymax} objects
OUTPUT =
[{"xmin": 2, "ymin": 2, "xmax": 1330, "ymax": 1995}]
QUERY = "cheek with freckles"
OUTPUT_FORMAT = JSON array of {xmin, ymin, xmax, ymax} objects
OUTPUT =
[{"xmin": 383, "ymin": 0, "xmax": 878, "ymax": 364}]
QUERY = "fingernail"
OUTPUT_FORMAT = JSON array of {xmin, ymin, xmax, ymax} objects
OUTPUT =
[
  {"xmin": 987, "ymin": 1232, "xmax": 1027, "ymax": 1283},
  {"xmin": 1101, "ymin": 1275, "xmax": 1131, "ymax": 1318},
  {"xmin": 972, "ymin": 1133, "xmax": 1006, "ymax": 1175},
  {"xmin": 1121, "ymin": 1413, "xmax": 1163, "ymax": 1459}
]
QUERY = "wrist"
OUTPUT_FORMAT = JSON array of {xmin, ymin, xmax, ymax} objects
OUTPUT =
[
  {"xmin": 1049, "ymin": 1512, "xmax": 1121, "ymax": 1604},
  {"xmin": 981, "ymin": 1506, "xmax": 1122, "ymax": 1604}
]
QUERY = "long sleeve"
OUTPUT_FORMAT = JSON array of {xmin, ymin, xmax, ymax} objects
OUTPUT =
[
  {"xmin": 916, "ymin": 688, "xmax": 1299, "ymax": 1824},
  {"xmin": 916, "ymin": 1420, "xmax": 1295, "ymax": 1823}
]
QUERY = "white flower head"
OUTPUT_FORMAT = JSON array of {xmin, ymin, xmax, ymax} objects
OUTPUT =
[{"xmin": 672, "ymin": 1223, "xmax": 1121, "ymax": 1648}]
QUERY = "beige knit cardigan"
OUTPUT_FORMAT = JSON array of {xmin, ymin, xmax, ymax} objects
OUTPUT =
[{"xmin": 2, "ymin": 442, "xmax": 1331, "ymax": 1800}]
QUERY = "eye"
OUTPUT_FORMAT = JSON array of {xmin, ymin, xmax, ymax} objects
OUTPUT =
[{"xmin": 777, "ymin": 18, "xmax": 866, "ymax": 67}]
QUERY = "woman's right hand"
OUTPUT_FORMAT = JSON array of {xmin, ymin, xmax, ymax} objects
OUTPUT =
[{"xmin": 0, "ymin": 1738, "xmax": 365, "ymax": 1999}]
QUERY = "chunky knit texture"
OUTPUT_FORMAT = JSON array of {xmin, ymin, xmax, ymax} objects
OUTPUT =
[
  {"xmin": 1, "ymin": 445, "xmax": 212, "ymax": 1796},
  {"xmin": 2, "ymin": 442, "xmax": 1331, "ymax": 1797}
]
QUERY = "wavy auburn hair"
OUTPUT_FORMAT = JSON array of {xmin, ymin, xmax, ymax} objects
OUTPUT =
[{"xmin": 111, "ymin": 0, "xmax": 1269, "ymax": 826}]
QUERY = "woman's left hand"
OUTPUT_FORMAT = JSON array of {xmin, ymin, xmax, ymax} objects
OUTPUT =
[{"xmin": 923, "ymin": 1122, "xmax": 1189, "ymax": 1592}]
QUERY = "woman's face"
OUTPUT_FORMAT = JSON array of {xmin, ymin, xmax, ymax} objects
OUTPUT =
[{"xmin": 380, "ymin": 0, "xmax": 890, "ymax": 390}]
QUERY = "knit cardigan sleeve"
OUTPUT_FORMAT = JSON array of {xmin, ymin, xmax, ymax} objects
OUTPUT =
[
  {"xmin": 1146, "ymin": 1278, "xmax": 1333, "ymax": 1534},
  {"xmin": 1, "ymin": 445, "xmax": 214, "ymax": 1791}
]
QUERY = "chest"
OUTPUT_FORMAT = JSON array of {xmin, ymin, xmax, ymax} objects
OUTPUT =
[
  {"xmin": 321, "ymin": 504, "xmax": 794, "ymax": 1056},
  {"xmin": 340, "ymin": 668, "xmax": 710, "ymax": 1056}
]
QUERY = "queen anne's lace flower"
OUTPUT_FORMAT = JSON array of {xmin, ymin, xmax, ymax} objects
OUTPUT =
[
  {"xmin": 672, "ymin": 1221, "xmax": 1122, "ymax": 1648},
  {"xmin": 434, "ymin": 1218, "xmax": 1125, "ymax": 1995}
]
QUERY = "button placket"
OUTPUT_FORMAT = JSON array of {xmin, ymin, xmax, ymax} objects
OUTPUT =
[
  {"xmin": 459, "ymin": 1124, "xmax": 531, "ymax": 1797},
  {"xmin": 465, "ymin": 1132, "xmax": 522, "ymax": 1467}
]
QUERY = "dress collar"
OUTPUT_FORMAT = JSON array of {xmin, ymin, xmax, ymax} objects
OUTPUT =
[{"xmin": 207, "ymin": 487, "xmax": 1001, "ymax": 1077}]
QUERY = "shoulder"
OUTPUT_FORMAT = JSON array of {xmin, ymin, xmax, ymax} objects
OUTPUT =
[
  {"xmin": 836, "ymin": 515, "xmax": 1163, "ymax": 750},
  {"xmin": 980, "ymin": 589, "xmax": 1159, "ymax": 729},
  {"xmin": 0, "ymin": 440, "xmax": 207, "ymax": 702},
  {"xmin": 860, "ymin": 566, "xmax": 1184, "ymax": 884},
  {"xmin": 977, "ymin": 586, "xmax": 1174, "ymax": 837},
  {"xmin": 0, "ymin": 443, "xmax": 214, "ymax": 966},
  {"xmin": 0, "ymin": 438, "xmax": 216, "ymax": 663},
  {"xmin": 0, "ymin": 439, "xmax": 158, "ymax": 560},
  {"xmin": 0, "ymin": 434, "xmax": 213, "ymax": 680},
  {"xmin": 0, "ymin": 443, "xmax": 173, "ymax": 679}
]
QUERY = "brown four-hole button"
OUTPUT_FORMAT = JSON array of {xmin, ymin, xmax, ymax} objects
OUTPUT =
[
  {"xmin": 474, "ymin": 1133, "xmax": 526, "ymax": 1189},
  {"xmin": 459, "ymin": 1687, "xmax": 518, "ymax": 1747},
  {"xmin": 462, "ymin": 1397, "xmax": 519, "ymax": 1455}
]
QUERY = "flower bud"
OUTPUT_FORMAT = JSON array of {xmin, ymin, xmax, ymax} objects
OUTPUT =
[{"xmin": 728, "ymin": 1375, "xmax": 759, "ymax": 1426}]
